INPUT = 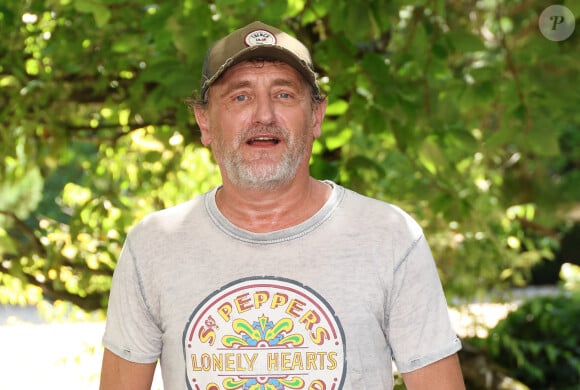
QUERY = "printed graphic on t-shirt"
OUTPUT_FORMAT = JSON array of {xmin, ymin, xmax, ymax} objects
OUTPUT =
[{"xmin": 183, "ymin": 276, "xmax": 347, "ymax": 390}]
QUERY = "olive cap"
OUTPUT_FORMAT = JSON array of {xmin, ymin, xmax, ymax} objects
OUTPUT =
[{"xmin": 201, "ymin": 21, "xmax": 319, "ymax": 98}]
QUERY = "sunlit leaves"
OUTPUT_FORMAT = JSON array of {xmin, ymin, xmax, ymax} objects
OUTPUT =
[
  {"xmin": 0, "ymin": 274, "xmax": 43, "ymax": 306},
  {"xmin": 560, "ymin": 263, "xmax": 580, "ymax": 293},
  {"xmin": 0, "ymin": 164, "xmax": 43, "ymax": 220},
  {"xmin": 61, "ymin": 183, "xmax": 92, "ymax": 208}
]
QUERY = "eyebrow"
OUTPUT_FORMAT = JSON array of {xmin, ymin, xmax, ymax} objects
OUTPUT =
[
  {"xmin": 271, "ymin": 78, "xmax": 302, "ymax": 90},
  {"xmin": 218, "ymin": 80, "xmax": 251, "ymax": 99}
]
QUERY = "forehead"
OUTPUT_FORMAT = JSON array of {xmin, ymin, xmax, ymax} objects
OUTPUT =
[{"xmin": 214, "ymin": 60, "xmax": 307, "ymax": 88}]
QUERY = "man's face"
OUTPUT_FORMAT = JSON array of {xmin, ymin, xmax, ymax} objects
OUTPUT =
[{"xmin": 195, "ymin": 61, "xmax": 326, "ymax": 190}]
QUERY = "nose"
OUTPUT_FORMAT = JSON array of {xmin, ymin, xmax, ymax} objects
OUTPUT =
[{"xmin": 252, "ymin": 91, "xmax": 276, "ymax": 125}]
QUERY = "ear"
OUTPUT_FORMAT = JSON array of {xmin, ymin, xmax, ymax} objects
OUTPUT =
[
  {"xmin": 194, "ymin": 106, "xmax": 212, "ymax": 146},
  {"xmin": 311, "ymin": 98, "xmax": 327, "ymax": 139}
]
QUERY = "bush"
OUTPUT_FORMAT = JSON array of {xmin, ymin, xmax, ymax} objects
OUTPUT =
[{"xmin": 471, "ymin": 293, "xmax": 580, "ymax": 389}]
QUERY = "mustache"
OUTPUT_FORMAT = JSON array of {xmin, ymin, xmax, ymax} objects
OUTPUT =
[{"xmin": 237, "ymin": 126, "xmax": 289, "ymax": 143}]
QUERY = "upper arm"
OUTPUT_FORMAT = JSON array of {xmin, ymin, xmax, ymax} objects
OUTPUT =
[
  {"xmin": 99, "ymin": 348, "xmax": 157, "ymax": 390},
  {"xmin": 402, "ymin": 353, "xmax": 465, "ymax": 390}
]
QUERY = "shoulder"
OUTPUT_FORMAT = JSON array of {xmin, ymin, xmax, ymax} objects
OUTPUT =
[
  {"xmin": 336, "ymin": 184, "xmax": 423, "ymax": 238},
  {"xmin": 128, "ymin": 192, "xmax": 209, "ymax": 239}
]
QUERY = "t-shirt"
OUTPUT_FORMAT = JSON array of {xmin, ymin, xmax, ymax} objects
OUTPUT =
[{"xmin": 102, "ymin": 181, "xmax": 461, "ymax": 389}]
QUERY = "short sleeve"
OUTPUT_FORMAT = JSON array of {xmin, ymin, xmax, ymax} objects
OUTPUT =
[
  {"xmin": 102, "ymin": 236, "xmax": 162, "ymax": 363},
  {"xmin": 387, "ymin": 235, "xmax": 462, "ymax": 373}
]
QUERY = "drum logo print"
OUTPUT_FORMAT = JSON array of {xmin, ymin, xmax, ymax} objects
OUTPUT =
[{"xmin": 183, "ymin": 277, "xmax": 347, "ymax": 389}]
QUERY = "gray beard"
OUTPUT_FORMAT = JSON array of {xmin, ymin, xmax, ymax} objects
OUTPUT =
[
  {"xmin": 223, "ymin": 144, "xmax": 304, "ymax": 191},
  {"xmin": 218, "ymin": 127, "xmax": 307, "ymax": 191}
]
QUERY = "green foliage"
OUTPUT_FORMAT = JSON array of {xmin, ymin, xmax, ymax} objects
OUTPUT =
[
  {"xmin": 1, "ymin": 0, "xmax": 579, "ymax": 312},
  {"xmin": 470, "ymin": 293, "xmax": 580, "ymax": 388}
]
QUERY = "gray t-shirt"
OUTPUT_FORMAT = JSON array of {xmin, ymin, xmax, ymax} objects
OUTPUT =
[{"xmin": 103, "ymin": 182, "xmax": 461, "ymax": 389}]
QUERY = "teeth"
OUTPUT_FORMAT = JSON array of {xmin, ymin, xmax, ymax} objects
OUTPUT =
[{"xmin": 248, "ymin": 137, "xmax": 279, "ymax": 144}]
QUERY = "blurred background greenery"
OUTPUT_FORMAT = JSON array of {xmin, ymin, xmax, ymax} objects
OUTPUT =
[{"xmin": 1, "ymin": 0, "xmax": 579, "ymax": 388}]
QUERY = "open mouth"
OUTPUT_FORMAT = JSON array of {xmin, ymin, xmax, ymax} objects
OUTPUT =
[{"xmin": 246, "ymin": 136, "xmax": 281, "ymax": 146}]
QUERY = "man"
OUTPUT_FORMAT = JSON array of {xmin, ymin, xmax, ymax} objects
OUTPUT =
[{"xmin": 100, "ymin": 21, "xmax": 465, "ymax": 389}]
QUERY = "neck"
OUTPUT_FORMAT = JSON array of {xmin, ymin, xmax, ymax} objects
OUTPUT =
[{"xmin": 215, "ymin": 176, "xmax": 332, "ymax": 233}]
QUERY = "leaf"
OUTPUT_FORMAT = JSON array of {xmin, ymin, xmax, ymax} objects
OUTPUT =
[
  {"xmin": 444, "ymin": 127, "xmax": 478, "ymax": 153},
  {"xmin": 345, "ymin": 155, "xmax": 386, "ymax": 179},
  {"xmin": 528, "ymin": 126, "xmax": 561, "ymax": 157},
  {"xmin": 418, "ymin": 137, "xmax": 446, "ymax": 174},
  {"xmin": 323, "ymin": 126, "xmax": 352, "ymax": 150},
  {"xmin": 361, "ymin": 53, "xmax": 393, "ymax": 87},
  {"xmin": 325, "ymin": 99, "xmax": 349, "ymax": 116},
  {"xmin": 286, "ymin": 0, "xmax": 306, "ymax": 18},
  {"xmin": 111, "ymin": 35, "xmax": 143, "ymax": 53},
  {"xmin": 93, "ymin": 6, "xmax": 111, "ymax": 28},
  {"xmin": 485, "ymin": 127, "xmax": 519, "ymax": 149},
  {"xmin": 73, "ymin": 0, "xmax": 111, "ymax": 28},
  {"xmin": 364, "ymin": 106, "xmax": 388, "ymax": 135},
  {"xmin": 0, "ymin": 75, "xmax": 20, "ymax": 88},
  {"xmin": 446, "ymin": 29, "xmax": 485, "ymax": 52}
]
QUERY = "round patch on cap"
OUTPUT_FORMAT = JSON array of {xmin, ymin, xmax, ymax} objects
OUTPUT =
[{"xmin": 244, "ymin": 29, "xmax": 277, "ymax": 46}]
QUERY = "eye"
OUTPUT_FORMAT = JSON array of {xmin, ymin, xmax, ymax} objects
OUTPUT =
[
  {"xmin": 278, "ymin": 92, "xmax": 291, "ymax": 99},
  {"xmin": 234, "ymin": 94, "xmax": 248, "ymax": 102}
]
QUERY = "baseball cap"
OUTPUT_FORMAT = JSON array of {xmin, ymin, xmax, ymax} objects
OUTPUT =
[{"xmin": 200, "ymin": 21, "xmax": 319, "ymax": 99}]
